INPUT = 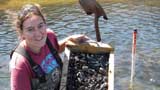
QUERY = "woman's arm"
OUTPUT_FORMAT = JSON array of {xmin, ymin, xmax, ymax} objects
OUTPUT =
[
  {"xmin": 10, "ymin": 53, "xmax": 32, "ymax": 90},
  {"xmin": 47, "ymin": 29, "xmax": 89, "ymax": 53},
  {"xmin": 11, "ymin": 68, "xmax": 31, "ymax": 90},
  {"xmin": 58, "ymin": 37, "xmax": 68, "ymax": 53}
]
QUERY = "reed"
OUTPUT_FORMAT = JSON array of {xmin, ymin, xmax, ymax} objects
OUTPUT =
[
  {"xmin": 0, "ymin": 0, "xmax": 76, "ymax": 10},
  {"xmin": 144, "ymin": 0, "xmax": 160, "ymax": 7}
]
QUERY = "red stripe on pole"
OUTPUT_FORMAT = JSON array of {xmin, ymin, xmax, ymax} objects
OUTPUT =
[{"xmin": 133, "ymin": 29, "xmax": 137, "ymax": 54}]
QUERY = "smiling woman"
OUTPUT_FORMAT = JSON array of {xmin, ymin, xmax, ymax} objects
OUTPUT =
[{"xmin": 9, "ymin": 3, "xmax": 89, "ymax": 90}]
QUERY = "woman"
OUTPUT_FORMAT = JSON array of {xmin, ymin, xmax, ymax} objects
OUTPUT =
[{"xmin": 9, "ymin": 3, "xmax": 88, "ymax": 90}]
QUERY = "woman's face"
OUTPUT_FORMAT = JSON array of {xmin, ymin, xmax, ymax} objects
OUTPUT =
[{"xmin": 21, "ymin": 14, "xmax": 47, "ymax": 52}]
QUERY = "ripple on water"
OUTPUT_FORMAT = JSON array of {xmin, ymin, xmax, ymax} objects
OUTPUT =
[{"xmin": 0, "ymin": 1, "xmax": 160, "ymax": 90}]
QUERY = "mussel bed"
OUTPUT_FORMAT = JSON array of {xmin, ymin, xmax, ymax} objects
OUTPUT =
[{"xmin": 66, "ymin": 51, "xmax": 110, "ymax": 90}]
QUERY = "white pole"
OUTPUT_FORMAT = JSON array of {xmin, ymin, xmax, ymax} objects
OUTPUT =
[{"xmin": 130, "ymin": 29, "xmax": 137, "ymax": 88}]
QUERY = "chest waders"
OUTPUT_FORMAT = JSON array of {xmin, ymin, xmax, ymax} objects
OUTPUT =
[{"xmin": 10, "ymin": 37, "xmax": 63, "ymax": 90}]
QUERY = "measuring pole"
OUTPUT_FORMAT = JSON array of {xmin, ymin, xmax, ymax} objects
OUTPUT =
[{"xmin": 130, "ymin": 29, "xmax": 137, "ymax": 87}]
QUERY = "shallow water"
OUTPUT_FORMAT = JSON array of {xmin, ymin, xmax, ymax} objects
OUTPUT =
[{"xmin": 0, "ymin": 1, "xmax": 160, "ymax": 90}]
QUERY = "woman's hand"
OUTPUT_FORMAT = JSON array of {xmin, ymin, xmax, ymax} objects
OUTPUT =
[
  {"xmin": 58, "ymin": 34, "xmax": 89, "ymax": 53},
  {"xmin": 67, "ymin": 34, "xmax": 89, "ymax": 44}
]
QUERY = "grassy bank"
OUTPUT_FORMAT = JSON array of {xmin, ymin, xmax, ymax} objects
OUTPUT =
[
  {"xmin": 0, "ymin": 0, "xmax": 160, "ymax": 10},
  {"xmin": 99, "ymin": 0, "xmax": 160, "ymax": 7},
  {"xmin": 0, "ymin": 0, "xmax": 77, "ymax": 10}
]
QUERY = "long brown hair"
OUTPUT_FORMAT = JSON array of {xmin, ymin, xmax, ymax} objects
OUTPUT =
[{"xmin": 15, "ymin": 3, "xmax": 46, "ymax": 36}]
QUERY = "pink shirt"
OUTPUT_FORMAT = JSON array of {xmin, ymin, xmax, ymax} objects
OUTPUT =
[{"xmin": 10, "ymin": 29, "xmax": 59, "ymax": 90}]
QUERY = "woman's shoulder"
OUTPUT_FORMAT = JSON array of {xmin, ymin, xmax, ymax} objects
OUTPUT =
[
  {"xmin": 9, "ymin": 49, "xmax": 30, "ymax": 71},
  {"xmin": 46, "ymin": 28, "xmax": 58, "ymax": 43},
  {"xmin": 9, "ymin": 50, "xmax": 34, "ymax": 78},
  {"xmin": 46, "ymin": 28, "xmax": 59, "ymax": 50},
  {"xmin": 47, "ymin": 28, "xmax": 56, "ymax": 35}
]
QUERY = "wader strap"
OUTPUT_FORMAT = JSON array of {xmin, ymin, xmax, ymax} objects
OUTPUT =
[
  {"xmin": 46, "ymin": 37, "xmax": 63, "ymax": 90},
  {"xmin": 46, "ymin": 37, "xmax": 63, "ymax": 70},
  {"xmin": 12, "ymin": 45, "xmax": 46, "ymax": 83},
  {"xmin": 14, "ymin": 45, "xmax": 36, "ymax": 67}
]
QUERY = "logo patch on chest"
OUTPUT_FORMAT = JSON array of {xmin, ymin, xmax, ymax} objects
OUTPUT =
[{"xmin": 41, "ymin": 53, "xmax": 59, "ymax": 73}]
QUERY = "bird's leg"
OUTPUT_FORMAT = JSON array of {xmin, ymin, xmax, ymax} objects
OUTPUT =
[{"xmin": 95, "ymin": 15, "xmax": 101, "ymax": 42}]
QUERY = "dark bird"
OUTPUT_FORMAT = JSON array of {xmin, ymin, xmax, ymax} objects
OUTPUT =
[{"xmin": 79, "ymin": 0, "xmax": 108, "ymax": 42}]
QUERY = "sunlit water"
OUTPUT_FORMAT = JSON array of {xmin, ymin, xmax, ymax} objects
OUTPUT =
[{"xmin": 0, "ymin": 1, "xmax": 160, "ymax": 90}]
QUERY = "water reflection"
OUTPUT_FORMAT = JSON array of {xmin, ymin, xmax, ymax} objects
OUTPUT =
[{"xmin": 0, "ymin": 1, "xmax": 160, "ymax": 90}]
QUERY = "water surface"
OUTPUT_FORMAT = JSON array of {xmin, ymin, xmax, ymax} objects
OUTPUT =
[{"xmin": 0, "ymin": 1, "xmax": 160, "ymax": 90}]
